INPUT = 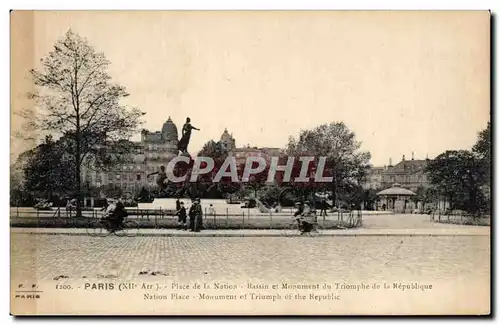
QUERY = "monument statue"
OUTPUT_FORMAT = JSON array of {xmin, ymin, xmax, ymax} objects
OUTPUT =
[{"xmin": 177, "ymin": 117, "xmax": 200, "ymax": 155}]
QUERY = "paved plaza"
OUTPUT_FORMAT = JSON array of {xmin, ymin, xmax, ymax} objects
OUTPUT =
[
  {"xmin": 12, "ymin": 231, "xmax": 490, "ymax": 283},
  {"xmin": 10, "ymin": 215, "xmax": 490, "ymax": 315}
]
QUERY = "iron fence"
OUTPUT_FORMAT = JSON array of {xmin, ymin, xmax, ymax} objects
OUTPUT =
[
  {"xmin": 430, "ymin": 211, "xmax": 490, "ymax": 226},
  {"xmin": 10, "ymin": 206, "xmax": 362, "ymax": 229}
]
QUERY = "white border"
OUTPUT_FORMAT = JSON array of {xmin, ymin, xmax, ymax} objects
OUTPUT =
[
  {"xmin": 1, "ymin": 0, "xmax": 499, "ymax": 10},
  {"xmin": 2, "ymin": 1, "xmax": 498, "ymax": 323}
]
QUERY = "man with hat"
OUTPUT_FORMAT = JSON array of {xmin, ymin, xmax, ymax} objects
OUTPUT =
[
  {"xmin": 189, "ymin": 198, "xmax": 203, "ymax": 232},
  {"xmin": 176, "ymin": 201, "xmax": 187, "ymax": 230}
]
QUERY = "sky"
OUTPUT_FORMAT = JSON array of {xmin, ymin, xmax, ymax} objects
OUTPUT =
[{"xmin": 11, "ymin": 11, "xmax": 490, "ymax": 166}]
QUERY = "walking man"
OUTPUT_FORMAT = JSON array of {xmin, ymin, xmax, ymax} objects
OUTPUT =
[
  {"xmin": 320, "ymin": 199, "xmax": 328, "ymax": 217},
  {"xmin": 176, "ymin": 198, "xmax": 181, "ymax": 212},
  {"xmin": 189, "ymin": 198, "xmax": 203, "ymax": 232},
  {"xmin": 176, "ymin": 202, "xmax": 187, "ymax": 230}
]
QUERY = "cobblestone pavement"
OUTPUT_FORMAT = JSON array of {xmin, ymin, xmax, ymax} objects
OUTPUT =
[
  {"xmin": 361, "ymin": 213, "xmax": 481, "ymax": 229},
  {"xmin": 11, "ymin": 234, "xmax": 490, "ymax": 284},
  {"xmin": 11, "ymin": 226, "xmax": 489, "ymax": 236}
]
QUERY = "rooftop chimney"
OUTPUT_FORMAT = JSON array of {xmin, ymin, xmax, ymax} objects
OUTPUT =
[{"xmin": 412, "ymin": 151, "xmax": 414, "ymax": 160}]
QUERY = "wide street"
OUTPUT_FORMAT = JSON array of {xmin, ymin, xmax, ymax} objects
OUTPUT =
[
  {"xmin": 11, "ymin": 232, "xmax": 489, "ymax": 283},
  {"xmin": 10, "ymin": 213, "xmax": 490, "ymax": 315},
  {"xmin": 11, "ymin": 212, "xmax": 489, "ymax": 282}
]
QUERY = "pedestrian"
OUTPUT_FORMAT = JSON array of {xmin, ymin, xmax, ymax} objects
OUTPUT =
[
  {"xmin": 320, "ymin": 199, "xmax": 328, "ymax": 217},
  {"xmin": 188, "ymin": 199, "xmax": 196, "ymax": 231},
  {"xmin": 176, "ymin": 198, "xmax": 181, "ymax": 212},
  {"xmin": 194, "ymin": 198, "xmax": 204, "ymax": 232},
  {"xmin": 189, "ymin": 198, "xmax": 203, "ymax": 232},
  {"xmin": 176, "ymin": 202, "xmax": 187, "ymax": 230},
  {"xmin": 66, "ymin": 198, "xmax": 77, "ymax": 217},
  {"xmin": 66, "ymin": 199, "xmax": 72, "ymax": 217},
  {"xmin": 208, "ymin": 203, "xmax": 216, "ymax": 217}
]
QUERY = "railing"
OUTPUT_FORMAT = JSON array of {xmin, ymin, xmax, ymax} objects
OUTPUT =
[
  {"xmin": 10, "ymin": 207, "xmax": 362, "ymax": 229},
  {"xmin": 430, "ymin": 211, "xmax": 490, "ymax": 226}
]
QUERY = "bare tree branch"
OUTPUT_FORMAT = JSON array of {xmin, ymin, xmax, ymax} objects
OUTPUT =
[{"xmin": 19, "ymin": 29, "xmax": 145, "ymax": 216}]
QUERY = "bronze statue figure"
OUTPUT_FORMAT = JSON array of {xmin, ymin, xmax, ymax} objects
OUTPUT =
[{"xmin": 177, "ymin": 117, "xmax": 200, "ymax": 154}]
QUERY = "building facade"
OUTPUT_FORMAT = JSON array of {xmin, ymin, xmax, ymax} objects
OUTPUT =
[
  {"xmin": 363, "ymin": 166, "xmax": 386, "ymax": 190},
  {"xmin": 364, "ymin": 154, "xmax": 430, "ymax": 192},
  {"xmin": 82, "ymin": 117, "xmax": 179, "ymax": 196},
  {"xmin": 219, "ymin": 128, "xmax": 283, "ymax": 165},
  {"xmin": 82, "ymin": 124, "xmax": 285, "ymax": 197},
  {"xmin": 380, "ymin": 154, "xmax": 429, "ymax": 192}
]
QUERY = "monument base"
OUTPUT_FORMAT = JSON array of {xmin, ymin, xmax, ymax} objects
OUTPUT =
[{"xmin": 179, "ymin": 151, "xmax": 193, "ymax": 160}]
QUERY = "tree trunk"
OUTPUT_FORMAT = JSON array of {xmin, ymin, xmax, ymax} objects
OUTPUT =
[
  {"xmin": 75, "ymin": 122, "xmax": 82, "ymax": 218},
  {"xmin": 331, "ymin": 184, "xmax": 337, "ymax": 208},
  {"xmin": 312, "ymin": 188, "xmax": 317, "ymax": 211}
]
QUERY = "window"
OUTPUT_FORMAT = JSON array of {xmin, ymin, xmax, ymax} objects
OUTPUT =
[
  {"xmin": 137, "ymin": 174, "xmax": 141, "ymax": 181},
  {"xmin": 116, "ymin": 174, "xmax": 121, "ymax": 180}
]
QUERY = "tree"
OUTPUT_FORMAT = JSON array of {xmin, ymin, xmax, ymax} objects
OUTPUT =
[
  {"xmin": 194, "ymin": 139, "xmax": 238, "ymax": 198},
  {"xmin": 22, "ymin": 30, "xmax": 144, "ymax": 216},
  {"xmin": 198, "ymin": 140, "xmax": 228, "ymax": 161},
  {"xmin": 239, "ymin": 160, "xmax": 271, "ymax": 199},
  {"xmin": 10, "ymin": 162, "xmax": 35, "ymax": 206},
  {"xmin": 472, "ymin": 122, "xmax": 491, "ymax": 212},
  {"xmin": 102, "ymin": 184, "xmax": 123, "ymax": 199},
  {"xmin": 425, "ymin": 150, "xmax": 486, "ymax": 214},
  {"xmin": 472, "ymin": 122, "xmax": 491, "ymax": 163},
  {"xmin": 362, "ymin": 188, "xmax": 379, "ymax": 210},
  {"xmin": 257, "ymin": 185, "xmax": 282, "ymax": 207},
  {"xmin": 286, "ymin": 122, "xmax": 371, "ymax": 206},
  {"xmin": 414, "ymin": 186, "xmax": 426, "ymax": 206},
  {"xmin": 23, "ymin": 135, "xmax": 75, "ymax": 200},
  {"xmin": 412, "ymin": 185, "xmax": 437, "ymax": 211}
]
